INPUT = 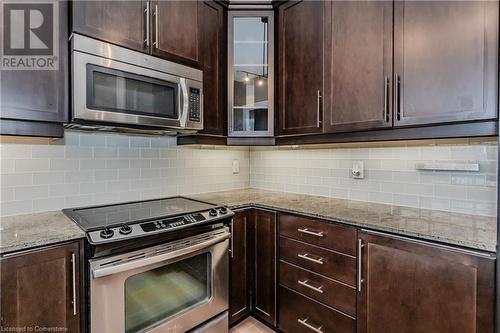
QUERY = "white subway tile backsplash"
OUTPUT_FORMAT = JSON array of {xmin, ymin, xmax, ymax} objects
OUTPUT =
[
  {"xmin": 1, "ymin": 132, "xmax": 497, "ymax": 217},
  {"xmin": 0, "ymin": 131, "xmax": 249, "ymax": 217},
  {"xmin": 250, "ymin": 142, "xmax": 497, "ymax": 217}
]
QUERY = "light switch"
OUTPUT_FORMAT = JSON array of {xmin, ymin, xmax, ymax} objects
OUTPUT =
[
  {"xmin": 232, "ymin": 160, "xmax": 240, "ymax": 174},
  {"xmin": 351, "ymin": 160, "xmax": 364, "ymax": 179}
]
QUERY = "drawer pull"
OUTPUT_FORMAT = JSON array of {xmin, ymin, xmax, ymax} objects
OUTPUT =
[
  {"xmin": 298, "ymin": 279, "xmax": 324, "ymax": 294},
  {"xmin": 298, "ymin": 318, "xmax": 324, "ymax": 333},
  {"xmin": 298, "ymin": 253, "xmax": 324, "ymax": 265},
  {"xmin": 297, "ymin": 228, "xmax": 325, "ymax": 237}
]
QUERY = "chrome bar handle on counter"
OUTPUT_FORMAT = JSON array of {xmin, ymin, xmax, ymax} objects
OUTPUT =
[
  {"xmin": 298, "ymin": 253, "xmax": 324, "ymax": 265},
  {"xmin": 357, "ymin": 239, "xmax": 364, "ymax": 292},
  {"xmin": 384, "ymin": 76, "xmax": 389, "ymax": 122},
  {"xmin": 316, "ymin": 90, "xmax": 322, "ymax": 127},
  {"xmin": 144, "ymin": 2, "xmax": 150, "ymax": 47},
  {"xmin": 71, "ymin": 253, "xmax": 77, "ymax": 316},
  {"xmin": 297, "ymin": 228, "xmax": 324, "ymax": 238},
  {"xmin": 230, "ymin": 218, "xmax": 234, "ymax": 258},
  {"xmin": 297, "ymin": 318, "xmax": 323, "ymax": 333},
  {"xmin": 394, "ymin": 73, "xmax": 401, "ymax": 121},
  {"xmin": 298, "ymin": 279, "xmax": 324, "ymax": 294},
  {"xmin": 154, "ymin": 4, "xmax": 159, "ymax": 49}
]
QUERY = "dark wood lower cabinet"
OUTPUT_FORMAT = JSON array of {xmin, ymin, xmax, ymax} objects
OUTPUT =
[
  {"xmin": 252, "ymin": 209, "xmax": 277, "ymax": 326},
  {"xmin": 0, "ymin": 241, "xmax": 81, "ymax": 332},
  {"xmin": 357, "ymin": 231, "xmax": 496, "ymax": 333},
  {"xmin": 229, "ymin": 210, "xmax": 252, "ymax": 325},
  {"xmin": 279, "ymin": 286, "xmax": 356, "ymax": 333},
  {"xmin": 229, "ymin": 209, "xmax": 276, "ymax": 327}
]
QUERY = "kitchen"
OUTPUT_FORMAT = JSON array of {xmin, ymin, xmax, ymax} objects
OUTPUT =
[{"xmin": 0, "ymin": 1, "xmax": 498, "ymax": 333}]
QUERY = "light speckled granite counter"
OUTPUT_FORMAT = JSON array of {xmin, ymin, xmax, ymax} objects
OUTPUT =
[
  {"xmin": 189, "ymin": 189, "xmax": 498, "ymax": 252},
  {"xmin": 0, "ymin": 189, "xmax": 496, "ymax": 254},
  {"xmin": 0, "ymin": 211, "xmax": 85, "ymax": 255}
]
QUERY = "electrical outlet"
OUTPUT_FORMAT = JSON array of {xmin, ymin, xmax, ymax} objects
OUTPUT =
[
  {"xmin": 232, "ymin": 160, "xmax": 240, "ymax": 174},
  {"xmin": 351, "ymin": 160, "xmax": 364, "ymax": 179}
]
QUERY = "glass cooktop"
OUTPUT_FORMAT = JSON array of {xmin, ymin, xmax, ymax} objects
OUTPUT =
[{"xmin": 63, "ymin": 197, "xmax": 217, "ymax": 231}]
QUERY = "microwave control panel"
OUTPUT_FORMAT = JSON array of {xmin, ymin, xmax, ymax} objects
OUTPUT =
[{"xmin": 188, "ymin": 88, "xmax": 201, "ymax": 122}]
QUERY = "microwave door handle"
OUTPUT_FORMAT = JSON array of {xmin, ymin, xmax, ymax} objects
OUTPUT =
[
  {"xmin": 179, "ymin": 79, "xmax": 189, "ymax": 127},
  {"xmin": 91, "ymin": 231, "xmax": 230, "ymax": 279}
]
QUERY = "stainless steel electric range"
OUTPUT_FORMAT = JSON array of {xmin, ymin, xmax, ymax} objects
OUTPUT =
[{"xmin": 63, "ymin": 196, "xmax": 234, "ymax": 333}]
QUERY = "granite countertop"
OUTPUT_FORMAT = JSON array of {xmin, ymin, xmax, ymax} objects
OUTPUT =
[
  {"xmin": 0, "ymin": 211, "xmax": 85, "ymax": 255},
  {"xmin": 0, "ymin": 188, "xmax": 496, "ymax": 255},
  {"xmin": 189, "ymin": 188, "xmax": 498, "ymax": 252}
]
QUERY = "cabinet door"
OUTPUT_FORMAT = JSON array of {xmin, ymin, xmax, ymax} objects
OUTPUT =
[
  {"xmin": 0, "ymin": 242, "xmax": 81, "ymax": 332},
  {"xmin": 229, "ymin": 210, "xmax": 252, "ymax": 325},
  {"xmin": 394, "ymin": 1, "xmax": 498, "ymax": 126},
  {"xmin": 198, "ymin": 1, "xmax": 225, "ymax": 136},
  {"xmin": 278, "ymin": 0, "xmax": 324, "ymax": 135},
  {"xmin": 151, "ymin": 1, "xmax": 199, "ymax": 67},
  {"xmin": 253, "ymin": 209, "xmax": 276, "ymax": 326},
  {"xmin": 1, "ymin": 0, "xmax": 68, "ymax": 137},
  {"xmin": 357, "ymin": 232, "xmax": 495, "ymax": 333},
  {"xmin": 72, "ymin": 1, "xmax": 147, "ymax": 53},
  {"xmin": 324, "ymin": 1, "xmax": 393, "ymax": 133}
]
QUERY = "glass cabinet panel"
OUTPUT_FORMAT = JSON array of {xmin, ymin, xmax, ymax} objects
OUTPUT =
[{"xmin": 229, "ymin": 12, "xmax": 274, "ymax": 137}]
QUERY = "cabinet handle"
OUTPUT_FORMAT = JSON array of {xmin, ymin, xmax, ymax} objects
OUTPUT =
[
  {"xmin": 357, "ymin": 239, "xmax": 364, "ymax": 292},
  {"xmin": 298, "ymin": 253, "xmax": 324, "ymax": 265},
  {"xmin": 316, "ymin": 90, "xmax": 322, "ymax": 128},
  {"xmin": 297, "ymin": 228, "xmax": 324, "ymax": 238},
  {"xmin": 298, "ymin": 279, "xmax": 324, "ymax": 294},
  {"xmin": 297, "ymin": 318, "xmax": 323, "ymax": 333},
  {"xmin": 230, "ymin": 219, "xmax": 234, "ymax": 258},
  {"xmin": 144, "ymin": 2, "xmax": 150, "ymax": 47},
  {"xmin": 154, "ymin": 4, "xmax": 159, "ymax": 49},
  {"xmin": 394, "ymin": 73, "xmax": 401, "ymax": 121},
  {"xmin": 384, "ymin": 75, "xmax": 390, "ymax": 122},
  {"xmin": 71, "ymin": 252, "xmax": 77, "ymax": 316}
]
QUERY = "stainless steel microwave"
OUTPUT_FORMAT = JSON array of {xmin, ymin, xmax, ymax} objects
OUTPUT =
[{"xmin": 68, "ymin": 34, "xmax": 203, "ymax": 134}]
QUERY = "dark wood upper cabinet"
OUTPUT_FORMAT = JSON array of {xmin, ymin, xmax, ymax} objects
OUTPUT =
[
  {"xmin": 72, "ymin": 1, "xmax": 147, "ymax": 53},
  {"xmin": 278, "ymin": 0, "xmax": 325, "ymax": 135},
  {"xmin": 0, "ymin": 242, "xmax": 81, "ymax": 332},
  {"xmin": 393, "ymin": 0, "xmax": 499, "ymax": 126},
  {"xmin": 151, "ymin": 1, "xmax": 200, "ymax": 67},
  {"xmin": 357, "ymin": 231, "xmax": 495, "ymax": 333},
  {"xmin": 252, "ymin": 209, "xmax": 277, "ymax": 326},
  {"xmin": 324, "ymin": 1, "xmax": 393, "ymax": 133},
  {"xmin": 229, "ymin": 210, "xmax": 252, "ymax": 325},
  {"xmin": 198, "ymin": 1, "xmax": 225, "ymax": 136},
  {"xmin": 1, "ymin": 0, "xmax": 68, "ymax": 137}
]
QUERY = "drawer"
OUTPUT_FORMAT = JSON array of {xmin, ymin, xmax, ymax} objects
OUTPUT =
[
  {"xmin": 280, "ymin": 236, "xmax": 357, "ymax": 286},
  {"xmin": 279, "ymin": 260, "xmax": 356, "ymax": 317},
  {"xmin": 280, "ymin": 213, "xmax": 357, "ymax": 256},
  {"xmin": 279, "ymin": 286, "xmax": 356, "ymax": 333}
]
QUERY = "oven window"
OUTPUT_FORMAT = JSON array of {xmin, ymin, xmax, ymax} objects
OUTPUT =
[
  {"xmin": 125, "ymin": 253, "xmax": 211, "ymax": 333},
  {"xmin": 87, "ymin": 64, "xmax": 178, "ymax": 119}
]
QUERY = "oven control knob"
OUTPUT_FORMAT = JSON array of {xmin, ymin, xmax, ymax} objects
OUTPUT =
[
  {"xmin": 219, "ymin": 207, "xmax": 228, "ymax": 215},
  {"xmin": 209, "ymin": 208, "xmax": 218, "ymax": 217},
  {"xmin": 119, "ymin": 224, "xmax": 132, "ymax": 235},
  {"xmin": 100, "ymin": 228, "xmax": 114, "ymax": 239}
]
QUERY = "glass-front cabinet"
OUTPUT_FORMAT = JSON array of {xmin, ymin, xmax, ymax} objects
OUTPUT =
[{"xmin": 228, "ymin": 11, "xmax": 274, "ymax": 137}]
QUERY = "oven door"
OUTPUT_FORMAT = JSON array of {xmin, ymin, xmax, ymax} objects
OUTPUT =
[
  {"xmin": 90, "ymin": 229, "xmax": 229, "ymax": 333},
  {"xmin": 73, "ymin": 50, "xmax": 202, "ymax": 130}
]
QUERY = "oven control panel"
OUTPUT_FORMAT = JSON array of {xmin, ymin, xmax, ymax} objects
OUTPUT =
[
  {"xmin": 87, "ymin": 207, "xmax": 233, "ymax": 244},
  {"xmin": 141, "ymin": 213, "xmax": 206, "ymax": 232},
  {"xmin": 188, "ymin": 88, "xmax": 201, "ymax": 122}
]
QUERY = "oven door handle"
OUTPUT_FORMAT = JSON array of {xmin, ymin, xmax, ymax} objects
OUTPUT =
[{"xmin": 92, "ymin": 232, "xmax": 230, "ymax": 279}]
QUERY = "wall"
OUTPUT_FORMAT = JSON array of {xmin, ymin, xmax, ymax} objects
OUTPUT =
[
  {"xmin": 0, "ymin": 131, "xmax": 249, "ymax": 217},
  {"xmin": 250, "ymin": 141, "xmax": 498, "ymax": 217},
  {"xmin": 1, "ymin": 133, "xmax": 497, "ymax": 218}
]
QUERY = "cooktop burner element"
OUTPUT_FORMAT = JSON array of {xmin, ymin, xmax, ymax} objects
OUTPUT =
[{"xmin": 63, "ymin": 196, "xmax": 233, "ymax": 244}]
